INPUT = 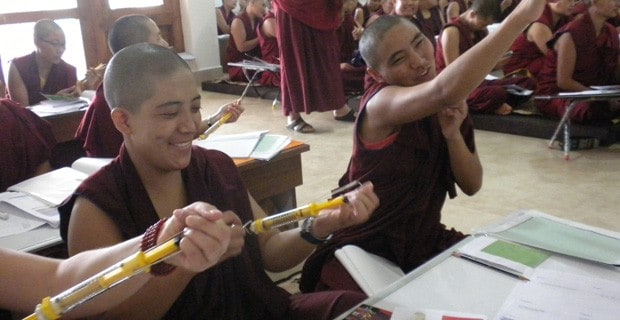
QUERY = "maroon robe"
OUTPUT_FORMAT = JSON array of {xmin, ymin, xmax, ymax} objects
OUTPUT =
[
  {"xmin": 415, "ymin": 7, "xmax": 444, "ymax": 49},
  {"xmin": 10, "ymin": 52, "xmax": 77, "ymax": 106},
  {"xmin": 274, "ymin": 0, "xmax": 346, "ymax": 115},
  {"xmin": 300, "ymin": 82, "xmax": 470, "ymax": 293},
  {"xmin": 337, "ymin": 13, "xmax": 365, "ymax": 93},
  {"xmin": 257, "ymin": 12, "xmax": 281, "ymax": 87},
  {"xmin": 435, "ymin": 18, "xmax": 536, "ymax": 113},
  {"xmin": 74, "ymin": 84, "xmax": 123, "ymax": 157},
  {"xmin": 217, "ymin": 6, "xmax": 236, "ymax": 35},
  {"xmin": 503, "ymin": 5, "xmax": 570, "ymax": 77},
  {"xmin": 226, "ymin": 12, "xmax": 262, "ymax": 82},
  {"xmin": 535, "ymin": 13, "xmax": 620, "ymax": 124},
  {"xmin": 59, "ymin": 146, "xmax": 364, "ymax": 319},
  {"xmin": 0, "ymin": 99, "xmax": 56, "ymax": 191}
]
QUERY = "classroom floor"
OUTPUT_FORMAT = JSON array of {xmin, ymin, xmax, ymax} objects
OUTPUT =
[{"xmin": 200, "ymin": 89, "xmax": 620, "ymax": 283}]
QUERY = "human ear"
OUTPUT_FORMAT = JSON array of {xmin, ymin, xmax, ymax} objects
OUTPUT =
[
  {"xmin": 367, "ymin": 67, "xmax": 385, "ymax": 83},
  {"xmin": 110, "ymin": 107, "xmax": 132, "ymax": 134}
]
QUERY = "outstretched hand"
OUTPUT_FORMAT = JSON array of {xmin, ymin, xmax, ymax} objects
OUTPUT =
[
  {"xmin": 158, "ymin": 203, "xmax": 232, "ymax": 273},
  {"xmin": 218, "ymin": 99, "xmax": 245, "ymax": 123},
  {"xmin": 311, "ymin": 182, "xmax": 379, "ymax": 238}
]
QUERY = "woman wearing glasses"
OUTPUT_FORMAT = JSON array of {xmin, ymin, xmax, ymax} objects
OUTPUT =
[{"xmin": 7, "ymin": 19, "xmax": 78, "ymax": 106}]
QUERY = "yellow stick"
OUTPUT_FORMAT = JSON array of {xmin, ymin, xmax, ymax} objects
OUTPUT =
[
  {"xmin": 24, "ymin": 236, "xmax": 182, "ymax": 320},
  {"xmin": 243, "ymin": 196, "xmax": 347, "ymax": 235}
]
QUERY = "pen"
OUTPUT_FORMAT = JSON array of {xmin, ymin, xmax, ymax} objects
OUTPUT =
[
  {"xmin": 243, "ymin": 196, "xmax": 348, "ymax": 235},
  {"xmin": 198, "ymin": 69, "xmax": 258, "ymax": 140}
]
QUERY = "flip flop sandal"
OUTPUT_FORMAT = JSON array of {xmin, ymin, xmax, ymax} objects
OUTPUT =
[{"xmin": 287, "ymin": 118, "xmax": 315, "ymax": 133}]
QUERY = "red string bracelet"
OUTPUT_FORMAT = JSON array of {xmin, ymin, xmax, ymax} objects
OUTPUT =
[{"xmin": 141, "ymin": 218, "xmax": 177, "ymax": 276}]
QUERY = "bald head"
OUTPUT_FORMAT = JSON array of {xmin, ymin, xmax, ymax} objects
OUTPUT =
[
  {"xmin": 104, "ymin": 43, "xmax": 191, "ymax": 113},
  {"xmin": 359, "ymin": 15, "xmax": 413, "ymax": 69},
  {"xmin": 34, "ymin": 19, "xmax": 63, "ymax": 40},
  {"xmin": 108, "ymin": 15, "xmax": 157, "ymax": 54}
]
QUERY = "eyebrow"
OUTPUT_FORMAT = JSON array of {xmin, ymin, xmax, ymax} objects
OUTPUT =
[
  {"xmin": 155, "ymin": 95, "xmax": 201, "ymax": 109},
  {"xmin": 387, "ymin": 31, "xmax": 423, "ymax": 64}
]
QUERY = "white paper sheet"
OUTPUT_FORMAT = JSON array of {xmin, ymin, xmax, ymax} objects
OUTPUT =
[{"xmin": 495, "ymin": 269, "xmax": 620, "ymax": 320}]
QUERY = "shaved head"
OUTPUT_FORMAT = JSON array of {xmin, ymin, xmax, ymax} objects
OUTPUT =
[
  {"xmin": 34, "ymin": 19, "xmax": 63, "ymax": 40},
  {"xmin": 104, "ymin": 43, "xmax": 191, "ymax": 113},
  {"xmin": 108, "ymin": 15, "xmax": 156, "ymax": 54},
  {"xmin": 359, "ymin": 15, "xmax": 413, "ymax": 69}
]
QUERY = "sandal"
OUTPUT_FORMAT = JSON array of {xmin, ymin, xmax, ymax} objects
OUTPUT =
[
  {"xmin": 286, "ymin": 117, "xmax": 315, "ymax": 133},
  {"xmin": 334, "ymin": 109, "xmax": 356, "ymax": 122}
]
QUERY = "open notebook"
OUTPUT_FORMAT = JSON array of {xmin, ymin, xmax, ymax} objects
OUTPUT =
[
  {"xmin": 1, "ymin": 157, "xmax": 112, "ymax": 231},
  {"xmin": 335, "ymin": 245, "xmax": 405, "ymax": 296}
]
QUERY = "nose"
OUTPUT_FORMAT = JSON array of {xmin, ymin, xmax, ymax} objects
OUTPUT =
[{"xmin": 178, "ymin": 109, "xmax": 198, "ymax": 134}]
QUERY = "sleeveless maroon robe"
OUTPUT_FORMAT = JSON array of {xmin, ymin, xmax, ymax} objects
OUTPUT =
[
  {"xmin": 74, "ymin": 84, "xmax": 123, "ymax": 157},
  {"xmin": 415, "ymin": 7, "xmax": 444, "ymax": 49},
  {"xmin": 337, "ymin": 13, "xmax": 365, "ymax": 92},
  {"xmin": 10, "ymin": 52, "xmax": 77, "ymax": 106},
  {"xmin": 535, "ymin": 13, "xmax": 620, "ymax": 124},
  {"xmin": 300, "ymin": 82, "xmax": 470, "ymax": 293},
  {"xmin": 503, "ymin": 5, "xmax": 569, "ymax": 77},
  {"xmin": 257, "ymin": 12, "xmax": 281, "ymax": 87},
  {"xmin": 226, "ymin": 12, "xmax": 262, "ymax": 82},
  {"xmin": 0, "ymin": 99, "xmax": 56, "ymax": 191},
  {"xmin": 59, "ymin": 146, "xmax": 364, "ymax": 319}
]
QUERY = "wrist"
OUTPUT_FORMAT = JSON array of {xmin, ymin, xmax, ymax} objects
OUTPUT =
[
  {"xmin": 300, "ymin": 217, "xmax": 332, "ymax": 245},
  {"xmin": 141, "ymin": 218, "xmax": 177, "ymax": 276}
]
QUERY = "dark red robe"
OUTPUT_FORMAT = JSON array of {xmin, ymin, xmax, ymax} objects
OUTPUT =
[
  {"xmin": 226, "ymin": 12, "xmax": 262, "ymax": 82},
  {"xmin": 415, "ymin": 7, "xmax": 444, "ymax": 49},
  {"xmin": 337, "ymin": 13, "xmax": 365, "ymax": 93},
  {"xmin": 435, "ymin": 18, "xmax": 535, "ymax": 113},
  {"xmin": 503, "ymin": 5, "xmax": 570, "ymax": 77},
  {"xmin": 10, "ymin": 52, "xmax": 77, "ymax": 106},
  {"xmin": 217, "ymin": 6, "xmax": 236, "ymax": 35},
  {"xmin": 59, "ymin": 146, "xmax": 364, "ymax": 319},
  {"xmin": 0, "ymin": 99, "xmax": 56, "ymax": 191},
  {"xmin": 74, "ymin": 84, "xmax": 123, "ymax": 157},
  {"xmin": 274, "ymin": 0, "xmax": 346, "ymax": 115},
  {"xmin": 257, "ymin": 12, "xmax": 281, "ymax": 87},
  {"xmin": 300, "ymin": 82, "xmax": 470, "ymax": 293},
  {"xmin": 535, "ymin": 12, "xmax": 620, "ymax": 123}
]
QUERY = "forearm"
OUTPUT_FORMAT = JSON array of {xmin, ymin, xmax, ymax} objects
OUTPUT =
[
  {"xmin": 446, "ymin": 134, "xmax": 482, "ymax": 195},
  {"xmin": 433, "ymin": 10, "xmax": 534, "ymax": 105},
  {"xmin": 261, "ymin": 228, "xmax": 316, "ymax": 272}
]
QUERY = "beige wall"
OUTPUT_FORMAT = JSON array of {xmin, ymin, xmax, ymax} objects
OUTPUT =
[{"xmin": 180, "ymin": 0, "xmax": 223, "ymax": 82}]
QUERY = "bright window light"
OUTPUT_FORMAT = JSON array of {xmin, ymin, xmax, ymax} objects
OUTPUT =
[
  {"xmin": 0, "ymin": 0, "xmax": 76, "ymax": 14},
  {"xmin": 108, "ymin": 0, "xmax": 164, "ymax": 10}
]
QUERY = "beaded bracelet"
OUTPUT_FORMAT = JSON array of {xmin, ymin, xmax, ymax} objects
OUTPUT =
[{"xmin": 141, "ymin": 218, "xmax": 177, "ymax": 276}]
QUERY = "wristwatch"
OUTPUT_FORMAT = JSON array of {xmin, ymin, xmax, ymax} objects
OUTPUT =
[{"xmin": 300, "ymin": 217, "xmax": 332, "ymax": 245}]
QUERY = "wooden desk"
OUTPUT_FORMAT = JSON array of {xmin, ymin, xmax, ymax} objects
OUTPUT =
[
  {"xmin": 41, "ymin": 109, "xmax": 85, "ymax": 143},
  {"xmin": 0, "ymin": 140, "xmax": 310, "ymax": 254},
  {"xmin": 234, "ymin": 140, "xmax": 309, "ymax": 213}
]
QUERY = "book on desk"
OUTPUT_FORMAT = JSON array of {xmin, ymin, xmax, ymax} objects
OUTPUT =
[
  {"xmin": 194, "ymin": 130, "xmax": 291, "ymax": 161},
  {"xmin": 0, "ymin": 158, "xmax": 111, "ymax": 236}
]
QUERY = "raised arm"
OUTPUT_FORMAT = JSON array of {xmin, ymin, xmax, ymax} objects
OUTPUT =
[{"xmin": 371, "ymin": 0, "xmax": 546, "ymax": 126}]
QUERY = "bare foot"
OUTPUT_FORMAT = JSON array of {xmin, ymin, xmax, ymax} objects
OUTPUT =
[{"xmin": 494, "ymin": 103, "xmax": 513, "ymax": 115}]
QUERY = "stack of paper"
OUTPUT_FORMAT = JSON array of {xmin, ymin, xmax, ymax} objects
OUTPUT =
[{"xmin": 195, "ymin": 131, "xmax": 291, "ymax": 160}]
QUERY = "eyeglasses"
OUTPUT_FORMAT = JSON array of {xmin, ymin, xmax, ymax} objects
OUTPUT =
[{"xmin": 39, "ymin": 38, "xmax": 66, "ymax": 49}]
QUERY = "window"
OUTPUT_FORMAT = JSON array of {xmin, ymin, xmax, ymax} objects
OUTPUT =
[
  {"xmin": 0, "ymin": 0, "xmax": 76, "ymax": 14},
  {"xmin": 108, "ymin": 0, "xmax": 164, "ymax": 10}
]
